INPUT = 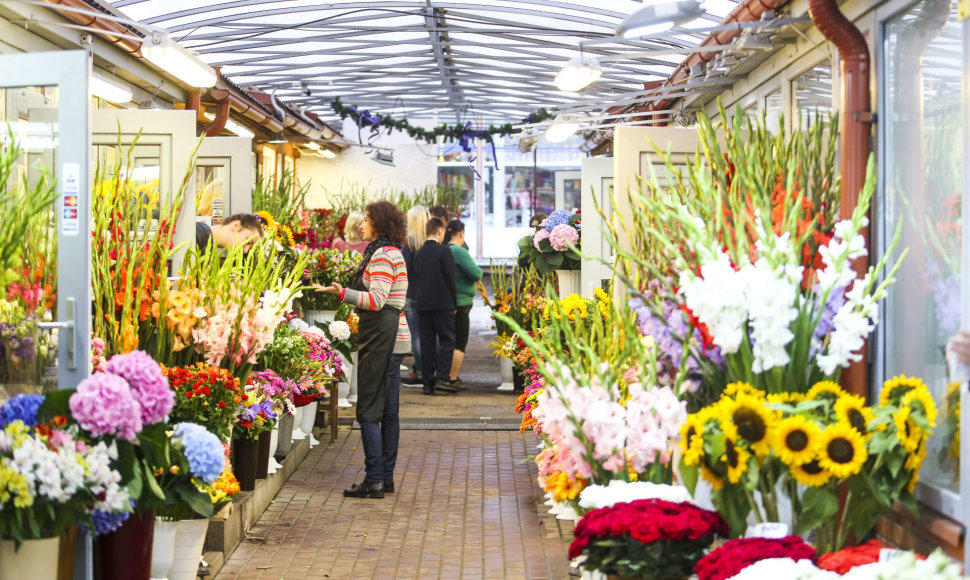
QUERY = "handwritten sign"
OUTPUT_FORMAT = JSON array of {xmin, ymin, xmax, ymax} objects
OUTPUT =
[{"xmin": 745, "ymin": 522, "xmax": 789, "ymax": 539}]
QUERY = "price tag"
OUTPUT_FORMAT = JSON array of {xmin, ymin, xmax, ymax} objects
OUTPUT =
[
  {"xmin": 745, "ymin": 522, "xmax": 789, "ymax": 538},
  {"xmin": 61, "ymin": 162, "xmax": 80, "ymax": 236},
  {"xmin": 879, "ymin": 548, "xmax": 906, "ymax": 562}
]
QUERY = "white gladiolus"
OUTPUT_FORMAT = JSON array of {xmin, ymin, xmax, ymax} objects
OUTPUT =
[
  {"xmin": 816, "ymin": 274, "xmax": 879, "ymax": 375},
  {"xmin": 741, "ymin": 258, "xmax": 801, "ymax": 373},
  {"xmin": 678, "ymin": 249, "xmax": 748, "ymax": 353}
]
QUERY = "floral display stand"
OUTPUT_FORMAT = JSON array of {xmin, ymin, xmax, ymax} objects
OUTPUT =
[
  {"xmin": 497, "ymin": 357, "xmax": 515, "ymax": 392},
  {"xmin": 169, "ymin": 519, "xmax": 209, "ymax": 580},
  {"xmin": 304, "ymin": 309, "xmax": 338, "ymax": 325},
  {"xmin": 555, "ymin": 269, "xmax": 581, "ymax": 298}
]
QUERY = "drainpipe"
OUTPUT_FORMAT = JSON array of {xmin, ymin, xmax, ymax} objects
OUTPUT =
[
  {"xmin": 807, "ymin": 0, "xmax": 872, "ymax": 397},
  {"xmin": 203, "ymin": 89, "xmax": 231, "ymax": 137},
  {"xmin": 43, "ymin": 0, "xmax": 142, "ymax": 55}
]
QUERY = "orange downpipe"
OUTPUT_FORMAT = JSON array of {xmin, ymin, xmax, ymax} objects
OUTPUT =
[
  {"xmin": 808, "ymin": 0, "xmax": 872, "ymax": 397},
  {"xmin": 43, "ymin": 0, "xmax": 142, "ymax": 54},
  {"xmin": 203, "ymin": 89, "xmax": 230, "ymax": 137}
]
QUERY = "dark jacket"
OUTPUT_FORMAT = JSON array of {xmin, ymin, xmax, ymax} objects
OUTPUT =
[
  {"xmin": 410, "ymin": 239, "xmax": 457, "ymax": 311},
  {"xmin": 401, "ymin": 244, "xmax": 417, "ymax": 301},
  {"xmin": 196, "ymin": 221, "xmax": 213, "ymax": 252}
]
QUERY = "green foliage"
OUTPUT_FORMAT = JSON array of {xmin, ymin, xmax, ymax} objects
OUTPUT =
[
  {"xmin": 252, "ymin": 169, "xmax": 309, "ymax": 228},
  {"xmin": 323, "ymin": 180, "xmax": 468, "ymax": 217}
]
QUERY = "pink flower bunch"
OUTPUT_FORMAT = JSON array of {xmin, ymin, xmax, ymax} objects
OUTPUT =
[
  {"xmin": 233, "ymin": 299, "xmax": 282, "ymax": 366},
  {"xmin": 6, "ymin": 281, "xmax": 44, "ymax": 313},
  {"xmin": 69, "ymin": 373, "xmax": 143, "ymax": 440},
  {"xmin": 105, "ymin": 350, "xmax": 174, "ymax": 424},
  {"xmin": 533, "ymin": 229, "xmax": 551, "ymax": 250},
  {"xmin": 624, "ymin": 384, "xmax": 686, "ymax": 472},
  {"xmin": 193, "ymin": 296, "xmax": 237, "ymax": 366},
  {"xmin": 302, "ymin": 332, "xmax": 344, "ymax": 379},
  {"xmin": 549, "ymin": 223, "xmax": 579, "ymax": 251},
  {"xmin": 91, "ymin": 337, "xmax": 107, "ymax": 373}
]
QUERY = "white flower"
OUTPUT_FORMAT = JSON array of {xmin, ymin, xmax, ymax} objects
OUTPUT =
[
  {"xmin": 816, "ymin": 274, "xmax": 878, "ymax": 376},
  {"xmin": 728, "ymin": 558, "xmax": 839, "ymax": 580},
  {"xmin": 288, "ymin": 318, "xmax": 311, "ymax": 333},
  {"xmin": 741, "ymin": 258, "xmax": 800, "ymax": 373},
  {"xmin": 328, "ymin": 321, "xmax": 351, "ymax": 341},
  {"xmin": 577, "ymin": 480, "xmax": 693, "ymax": 511},
  {"xmin": 679, "ymin": 249, "xmax": 748, "ymax": 353},
  {"xmin": 841, "ymin": 550, "xmax": 963, "ymax": 580}
]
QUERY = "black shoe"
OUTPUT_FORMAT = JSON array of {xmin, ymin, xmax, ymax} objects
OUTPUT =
[
  {"xmin": 450, "ymin": 378, "xmax": 469, "ymax": 391},
  {"xmin": 402, "ymin": 372, "xmax": 422, "ymax": 385},
  {"xmin": 422, "ymin": 384, "xmax": 435, "ymax": 395},
  {"xmin": 384, "ymin": 479, "xmax": 395, "ymax": 493},
  {"xmin": 343, "ymin": 481, "xmax": 385, "ymax": 498},
  {"xmin": 434, "ymin": 379, "xmax": 459, "ymax": 394}
]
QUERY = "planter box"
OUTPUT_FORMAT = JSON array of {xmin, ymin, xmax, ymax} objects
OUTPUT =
[{"xmin": 203, "ymin": 435, "xmax": 312, "ymax": 576}]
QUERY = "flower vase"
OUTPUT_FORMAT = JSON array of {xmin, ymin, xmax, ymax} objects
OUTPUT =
[
  {"xmin": 300, "ymin": 401, "xmax": 319, "ymax": 447},
  {"xmin": 94, "ymin": 509, "xmax": 156, "ymax": 580},
  {"xmin": 150, "ymin": 520, "xmax": 177, "ymax": 580},
  {"xmin": 337, "ymin": 351, "xmax": 353, "ymax": 408},
  {"xmin": 275, "ymin": 412, "xmax": 294, "ymax": 457},
  {"xmin": 168, "ymin": 519, "xmax": 209, "ymax": 580},
  {"xmin": 57, "ymin": 525, "xmax": 78, "ymax": 580},
  {"xmin": 291, "ymin": 406, "xmax": 307, "ymax": 441},
  {"xmin": 304, "ymin": 309, "xmax": 338, "ymax": 326},
  {"xmin": 267, "ymin": 426, "xmax": 282, "ymax": 474},
  {"xmin": 256, "ymin": 430, "xmax": 272, "ymax": 480},
  {"xmin": 497, "ymin": 357, "xmax": 514, "ymax": 392},
  {"xmin": 0, "ymin": 535, "xmax": 60, "ymax": 580},
  {"xmin": 348, "ymin": 351, "xmax": 359, "ymax": 404},
  {"xmin": 554, "ymin": 269, "xmax": 581, "ymax": 299},
  {"xmin": 512, "ymin": 368, "xmax": 526, "ymax": 393},
  {"xmin": 232, "ymin": 438, "xmax": 259, "ymax": 491}
]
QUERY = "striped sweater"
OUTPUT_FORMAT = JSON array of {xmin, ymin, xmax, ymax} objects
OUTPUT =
[{"xmin": 339, "ymin": 246, "xmax": 411, "ymax": 354}]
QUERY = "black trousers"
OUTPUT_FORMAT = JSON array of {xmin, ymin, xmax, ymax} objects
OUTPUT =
[{"xmin": 418, "ymin": 309, "xmax": 455, "ymax": 385}]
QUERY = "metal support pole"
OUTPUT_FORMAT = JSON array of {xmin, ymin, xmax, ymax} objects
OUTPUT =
[{"xmin": 475, "ymin": 115, "xmax": 484, "ymax": 259}]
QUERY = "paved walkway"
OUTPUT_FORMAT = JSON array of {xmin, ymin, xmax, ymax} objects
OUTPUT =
[{"xmin": 214, "ymin": 427, "xmax": 574, "ymax": 580}]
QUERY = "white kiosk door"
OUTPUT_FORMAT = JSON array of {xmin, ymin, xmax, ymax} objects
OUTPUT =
[
  {"xmin": 196, "ymin": 136, "xmax": 253, "ymax": 225},
  {"xmin": 580, "ymin": 158, "xmax": 613, "ymax": 297}
]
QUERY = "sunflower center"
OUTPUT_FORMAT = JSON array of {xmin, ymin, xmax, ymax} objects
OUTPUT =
[
  {"xmin": 801, "ymin": 460, "xmax": 824, "ymax": 475},
  {"xmin": 686, "ymin": 426, "xmax": 697, "ymax": 442},
  {"xmin": 847, "ymin": 409, "xmax": 868, "ymax": 433},
  {"xmin": 785, "ymin": 430, "xmax": 809, "ymax": 452},
  {"xmin": 734, "ymin": 408, "xmax": 766, "ymax": 443},
  {"xmin": 725, "ymin": 439, "xmax": 740, "ymax": 468},
  {"xmin": 827, "ymin": 438, "xmax": 855, "ymax": 464}
]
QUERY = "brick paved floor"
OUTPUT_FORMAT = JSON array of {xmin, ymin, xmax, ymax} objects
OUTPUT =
[{"xmin": 215, "ymin": 428, "xmax": 574, "ymax": 580}]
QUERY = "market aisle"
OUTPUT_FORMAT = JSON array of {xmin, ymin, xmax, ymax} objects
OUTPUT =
[{"xmin": 215, "ymin": 428, "xmax": 573, "ymax": 580}]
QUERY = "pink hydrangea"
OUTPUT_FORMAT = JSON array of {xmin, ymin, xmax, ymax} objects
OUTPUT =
[
  {"xmin": 69, "ymin": 373, "xmax": 143, "ymax": 440},
  {"xmin": 549, "ymin": 223, "xmax": 579, "ymax": 251},
  {"xmin": 105, "ymin": 351, "xmax": 175, "ymax": 425},
  {"xmin": 533, "ymin": 229, "xmax": 551, "ymax": 250}
]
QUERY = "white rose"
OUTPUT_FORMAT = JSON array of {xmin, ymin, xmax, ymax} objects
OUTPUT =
[{"xmin": 328, "ymin": 321, "xmax": 351, "ymax": 341}]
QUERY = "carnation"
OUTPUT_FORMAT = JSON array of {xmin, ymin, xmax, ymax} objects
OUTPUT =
[
  {"xmin": 173, "ymin": 422, "xmax": 226, "ymax": 483},
  {"xmin": 0, "ymin": 394, "xmax": 45, "ymax": 428},
  {"xmin": 578, "ymin": 480, "xmax": 693, "ymax": 511},
  {"xmin": 105, "ymin": 351, "xmax": 175, "ymax": 424},
  {"xmin": 548, "ymin": 223, "xmax": 579, "ymax": 252},
  {"xmin": 328, "ymin": 321, "xmax": 351, "ymax": 341},
  {"xmin": 69, "ymin": 373, "xmax": 143, "ymax": 440}
]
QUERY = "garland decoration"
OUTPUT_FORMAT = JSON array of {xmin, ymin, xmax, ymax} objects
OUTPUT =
[{"xmin": 330, "ymin": 97, "xmax": 555, "ymax": 153}]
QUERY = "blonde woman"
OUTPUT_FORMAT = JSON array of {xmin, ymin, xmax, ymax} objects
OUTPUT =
[
  {"xmin": 332, "ymin": 210, "xmax": 369, "ymax": 254},
  {"xmin": 401, "ymin": 205, "xmax": 430, "ymax": 384}
]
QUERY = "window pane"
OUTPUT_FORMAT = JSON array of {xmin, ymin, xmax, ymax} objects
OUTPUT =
[
  {"xmin": 881, "ymin": 0, "xmax": 965, "ymax": 493},
  {"xmin": 793, "ymin": 62, "xmax": 833, "ymax": 127}
]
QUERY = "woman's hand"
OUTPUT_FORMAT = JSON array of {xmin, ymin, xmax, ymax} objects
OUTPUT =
[
  {"xmin": 947, "ymin": 330, "xmax": 970, "ymax": 365},
  {"xmin": 311, "ymin": 282, "xmax": 343, "ymax": 295}
]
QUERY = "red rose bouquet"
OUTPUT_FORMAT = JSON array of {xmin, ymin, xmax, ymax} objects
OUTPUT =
[
  {"xmin": 694, "ymin": 536, "xmax": 816, "ymax": 580},
  {"xmin": 164, "ymin": 363, "xmax": 243, "ymax": 439},
  {"xmin": 569, "ymin": 499, "xmax": 727, "ymax": 579},
  {"xmin": 816, "ymin": 539, "xmax": 925, "ymax": 574}
]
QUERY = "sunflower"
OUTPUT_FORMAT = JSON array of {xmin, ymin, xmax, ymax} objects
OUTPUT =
[
  {"xmin": 879, "ymin": 375, "xmax": 927, "ymax": 407},
  {"xmin": 773, "ymin": 415, "xmax": 821, "ymax": 465},
  {"xmin": 807, "ymin": 381, "xmax": 845, "ymax": 401},
  {"xmin": 790, "ymin": 458, "xmax": 832, "ymax": 487},
  {"xmin": 906, "ymin": 469, "xmax": 919, "ymax": 493},
  {"xmin": 723, "ymin": 382, "xmax": 764, "ymax": 400},
  {"xmin": 767, "ymin": 392, "xmax": 806, "ymax": 405},
  {"xmin": 276, "ymin": 224, "xmax": 296, "ymax": 247},
  {"xmin": 680, "ymin": 412, "xmax": 710, "ymax": 466},
  {"xmin": 893, "ymin": 406, "xmax": 922, "ymax": 453},
  {"xmin": 817, "ymin": 423, "xmax": 868, "ymax": 478},
  {"xmin": 720, "ymin": 393, "xmax": 773, "ymax": 458},
  {"xmin": 723, "ymin": 431, "xmax": 751, "ymax": 484},
  {"xmin": 699, "ymin": 461, "xmax": 727, "ymax": 490},
  {"xmin": 833, "ymin": 394, "xmax": 875, "ymax": 437},
  {"xmin": 901, "ymin": 387, "xmax": 939, "ymax": 429},
  {"xmin": 905, "ymin": 437, "xmax": 927, "ymax": 472},
  {"xmin": 254, "ymin": 210, "xmax": 276, "ymax": 229}
]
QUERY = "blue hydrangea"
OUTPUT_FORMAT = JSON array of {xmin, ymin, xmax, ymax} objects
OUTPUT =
[
  {"xmin": 0, "ymin": 394, "xmax": 45, "ymax": 429},
  {"xmin": 173, "ymin": 422, "xmax": 225, "ymax": 484},
  {"xmin": 544, "ymin": 210, "xmax": 573, "ymax": 232},
  {"xmin": 89, "ymin": 504, "xmax": 133, "ymax": 536}
]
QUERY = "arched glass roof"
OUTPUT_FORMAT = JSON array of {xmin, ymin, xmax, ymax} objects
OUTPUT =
[{"xmin": 107, "ymin": 0, "xmax": 742, "ymax": 123}]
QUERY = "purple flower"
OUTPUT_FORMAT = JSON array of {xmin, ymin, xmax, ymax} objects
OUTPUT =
[
  {"xmin": 0, "ymin": 394, "xmax": 44, "ymax": 428},
  {"xmin": 811, "ymin": 285, "xmax": 846, "ymax": 358},
  {"xmin": 926, "ymin": 262, "xmax": 960, "ymax": 337},
  {"xmin": 69, "ymin": 373, "xmax": 143, "ymax": 440},
  {"xmin": 544, "ymin": 210, "xmax": 573, "ymax": 232},
  {"xmin": 105, "ymin": 351, "xmax": 174, "ymax": 425}
]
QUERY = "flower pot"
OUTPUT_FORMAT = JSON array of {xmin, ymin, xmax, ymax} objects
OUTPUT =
[
  {"xmin": 267, "ymin": 426, "xmax": 282, "ymax": 474},
  {"xmin": 275, "ymin": 412, "xmax": 294, "ymax": 456},
  {"xmin": 57, "ymin": 525, "xmax": 78, "ymax": 580},
  {"xmin": 150, "ymin": 520, "xmax": 177, "ymax": 580},
  {"xmin": 256, "ymin": 430, "xmax": 272, "ymax": 480},
  {"xmin": 497, "ymin": 357, "xmax": 514, "ymax": 391},
  {"xmin": 512, "ymin": 368, "xmax": 526, "ymax": 393},
  {"xmin": 0, "ymin": 535, "xmax": 60, "ymax": 580},
  {"xmin": 554, "ymin": 268, "xmax": 581, "ymax": 299},
  {"xmin": 299, "ymin": 401, "xmax": 319, "ymax": 447},
  {"xmin": 304, "ymin": 309, "xmax": 338, "ymax": 325},
  {"xmin": 94, "ymin": 509, "xmax": 156, "ymax": 580},
  {"xmin": 168, "ymin": 519, "xmax": 209, "ymax": 580},
  {"xmin": 347, "ymin": 351, "xmax": 359, "ymax": 403},
  {"xmin": 291, "ymin": 406, "xmax": 307, "ymax": 441},
  {"xmin": 232, "ymin": 437, "xmax": 260, "ymax": 491}
]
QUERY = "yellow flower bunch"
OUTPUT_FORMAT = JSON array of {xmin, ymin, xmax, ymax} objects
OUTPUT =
[
  {"xmin": 543, "ymin": 471, "xmax": 586, "ymax": 503},
  {"xmin": 152, "ymin": 286, "xmax": 204, "ymax": 351},
  {"xmin": 542, "ymin": 293, "xmax": 589, "ymax": 321}
]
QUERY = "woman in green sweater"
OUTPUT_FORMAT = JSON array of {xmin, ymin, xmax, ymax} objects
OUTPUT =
[{"xmin": 444, "ymin": 219, "xmax": 482, "ymax": 388}]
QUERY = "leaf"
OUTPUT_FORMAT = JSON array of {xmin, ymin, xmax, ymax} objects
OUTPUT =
[
  {"xmin": 538, "ymin": 238, "xmax": 554, "ymax": 253},
  {"xmin": 678, "ymin": 456, "xmax": 699, "ymax": 496},
  {"xmin": 846, "ymin": 495, "xmax": 884, "ymax": 540},
  {"xmin": 795, "ymin": 487, "xmax": 838, "ymax": 535},
  {"xmin": 712, "ymin": 487, "xmax": 751, "ymax": 538},
  {"xmin": 141, "ymin": 458, "xmax": 167, "ymax": 500},
  {"xmin": 175, "ymin": 484, "xmax": 214, "ymax": 518},
  {"xmin": 127, "ymin": 458, "xmax": 144, "ymax": 500},
  {"xmin": 36, "ymin": 389, "xmax": 75, "ymax": 423},
  {"xmin": 898, "ymin": 491, "xmax": 919, "ymax": 518},
  {"xmin": 546, "ymin": 252, "xmax": 563, "ymax": 267}
]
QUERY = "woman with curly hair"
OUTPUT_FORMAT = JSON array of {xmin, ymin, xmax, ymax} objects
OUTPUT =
[{"xmin": 316, "ymin": 200, "xmax": 409, "ymax": 498}]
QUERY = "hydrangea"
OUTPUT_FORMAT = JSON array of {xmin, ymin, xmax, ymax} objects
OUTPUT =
[
  {"xmin": 544, "ymin": 210, "xmax": 572, "ymax": 232},
  {"xmin": 173, "ymin": 422, "xmax": 225, "ymax": 483},
  {"xmin": 0, "ymin": 394, "xmax": 45, "ymax": 428},
  {"xmin": 533, "ymin": 228, "xmax": 550, "ymax": 250},
  {"xmin": 89, "ymin": 500, "xmax": 134, "ymax": 535},
  {"xmin": 328, "ymin": 321, "xmax": 351, "ymax": 341},
  {"xmin": 105, "ymin": 351, "xmax": 174, "ymax": 424},
  {"xmin": 69, "ymin": 373, "xmax": 143, "ymax": 440},
  {"xmin": 548, "ymin": 223, "xmax": 579, "ymax": 252}
]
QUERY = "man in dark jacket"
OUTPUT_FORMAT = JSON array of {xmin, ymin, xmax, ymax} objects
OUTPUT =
[
  {"xmin": 410, "ymin": 217, "xmax": 459, "ymax": 395},
  {"xmin": 196, "ymin": 213, "xmax": 263, "ymax": 254}
]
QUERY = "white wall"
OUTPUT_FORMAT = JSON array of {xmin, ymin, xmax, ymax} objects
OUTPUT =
[{"xmin": 298, "ymin": 117, "xmax": 439, "ymax": 207}]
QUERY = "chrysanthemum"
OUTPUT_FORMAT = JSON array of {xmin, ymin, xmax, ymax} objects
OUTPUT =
[
  {"xmin": 893, "ymin": 406, "xmax": 922, "ymax": 453},
  {"xmin": 817, "ymin": 423, "xmax": 867, "ymax": 478},
  {"xmin": 807, "ymin": 380, "xmax": 845, "ymax": 401},
  {"xmin": 833, "ymin": 394, "xmax": 875, "ymax": 438},
  {"xmin": 901, "ymin": 387, "xmax": 938, "ymax": 429},
  {"xmin": 879, "ymin": 375, "xmax": 927, "ymax": 407},
  {"xmin": 790, "ymin": 458, "xmax": 831, "ymax": 487},
  {"xmin": 721, "ymin": 393, "xmax": 773, "ymax": 458},
  {"xmin": 773, "ymin": 415, "xmax": 821, "ymax": 465}
]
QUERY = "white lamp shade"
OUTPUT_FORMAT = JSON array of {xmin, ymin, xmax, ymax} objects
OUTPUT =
[
  {"xmin": 141, "ymin": 40, "xmax": 217, "ymax": 88},
  {"xmin": 90, "ymin": 75, "xmax": 132, "ymax": 104},
  {"xmin": 304, "ymin": 141, "xmax": 321, "ymax": 150},
  {"xmin": 617, "ymin": 0, "xmax": 705, "ymax": 39},
  {"xmin": 555, "ymin": 56, "xmax": 602, "ymax": 92},
  {"xmin": 317, "ymin": 149, "xmax": 336, "ymax": 159},
  {"xmin": 544, "ymin": 114, "xmax": 580, "ymax": 143}
]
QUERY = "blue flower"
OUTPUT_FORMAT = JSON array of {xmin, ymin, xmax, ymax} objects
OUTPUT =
[
  {"xmin": 544, "ymin": 210, "xmax": 573, "ymax": 232},
  {"xmin": 173, "ymin": 422, "xmax": 225, "ymax": 483},
  {"xmin": 89, "ymin": 503, "xmax": 133, "ymax": 536},
  {"xmin": 0, "ymin": 394, "xmax": 45, "ymax": 429}
]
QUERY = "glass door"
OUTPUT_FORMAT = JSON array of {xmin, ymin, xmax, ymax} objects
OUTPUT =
[{"xmin": 196, "ymin": 136, "xmax": 253, "ymax": 225}]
